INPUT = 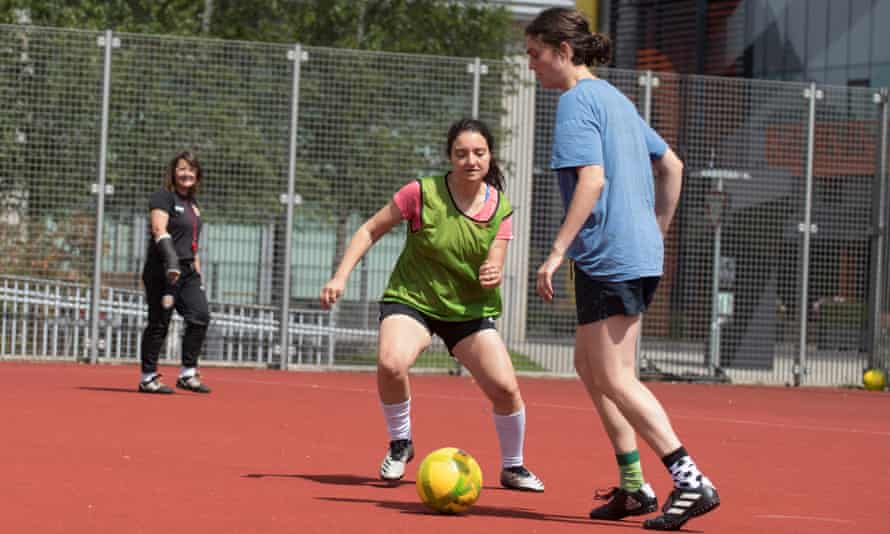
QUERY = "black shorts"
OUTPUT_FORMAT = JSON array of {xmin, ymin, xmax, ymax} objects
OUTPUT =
[
  {"xmin": 573, "ymin": 263, "xmax": 660, "ymax": 325},
  {"xmin": 378, "ymin": 301, "xmax": 497, "ymax": 353}
]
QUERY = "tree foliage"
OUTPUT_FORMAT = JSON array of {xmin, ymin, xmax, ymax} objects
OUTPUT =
[
  {"xmin": 0, "ymin": 1, "xmax": 516, "ymax": 283},
  {"xmin": 1, "ymin": 1, "xmax": 515, "ymax": 55}
]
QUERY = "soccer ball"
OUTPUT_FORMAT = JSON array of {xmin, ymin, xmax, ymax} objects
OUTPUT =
[
  {"xmin": 416, "ymin": 447, "xmax": 483, "ymax": 514},
  {"xmin": 863, "ymin": 368, "xmax": 887, "ymax": 391}
]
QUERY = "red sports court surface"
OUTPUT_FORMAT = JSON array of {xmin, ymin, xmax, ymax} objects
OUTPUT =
[{"xmin": 1, "ymin": 361, "xmax": 887, "ymax": 534}]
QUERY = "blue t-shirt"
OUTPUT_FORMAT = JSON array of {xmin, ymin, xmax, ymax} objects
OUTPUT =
[{"xmin": 550, "ymin": 78, "xmax": 668, "ymax": 281}]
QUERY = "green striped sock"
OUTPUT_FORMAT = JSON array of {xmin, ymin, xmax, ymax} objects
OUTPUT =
[{"xmin": 616, "ymin": 450, "xmax": 645, "ymax": 492}]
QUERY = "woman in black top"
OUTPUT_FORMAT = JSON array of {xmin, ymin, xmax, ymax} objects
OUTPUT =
[{"xmin": 138, "ymin": 151, "xmax": 211, "ymax": 394}]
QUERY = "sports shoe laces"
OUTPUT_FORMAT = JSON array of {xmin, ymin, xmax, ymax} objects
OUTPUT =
[
  {"xmin": 504, "ymin": 465, "xmax": 531, "ymax": 476},
  {"xmin": 594, "ymin": 487, "xmax": 620, "ymax": 501},
  {"xmin": 389, "ymin": 439, "xmax": 411, "ymax": 459}
]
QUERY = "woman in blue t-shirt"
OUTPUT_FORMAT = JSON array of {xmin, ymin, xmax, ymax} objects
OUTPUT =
[{"xmin": 525, "ymin": 7, "xmax": 719, "ymax": 531}]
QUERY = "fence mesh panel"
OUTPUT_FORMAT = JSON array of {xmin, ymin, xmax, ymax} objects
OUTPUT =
[
  {"xmin": 1, "ymin": 27, "xmax": 100, "ymax": 283},
  {"xmin": 880, "ymin": 107, "xmax": 890, "ymax": 371},
  {"xmin": 805, "ymin": 85, "xmax": 880, "ymax": 384},
  {"xmin": 1, "ymin": 25, "xmax": 888, "ymax": 386},
  {"xmin": 657, "ymin": 75, "xmax": 814, "ymax": 383}
]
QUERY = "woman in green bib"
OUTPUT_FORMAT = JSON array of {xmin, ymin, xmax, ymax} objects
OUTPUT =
[{"xmin": 320, "ymin": 118, "xmax": 544, "ymax": 492}]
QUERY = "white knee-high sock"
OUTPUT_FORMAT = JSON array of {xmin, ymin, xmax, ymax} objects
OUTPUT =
[
  {"xmin": 381, "ymin": 398, "xmax": 412, "ymax": 441},
  {"xmin": 493, "ymin": 408, "xmax": 525, "ymax": 468}
]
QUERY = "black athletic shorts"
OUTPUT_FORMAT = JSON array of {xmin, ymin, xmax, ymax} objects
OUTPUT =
[
  {"xmin": 378, "ymin": 301, "xmax": 496, "ymax": 353},
  {"xmin": 572, "ymin": 263, "xmax": 660, "ymax": 325}
]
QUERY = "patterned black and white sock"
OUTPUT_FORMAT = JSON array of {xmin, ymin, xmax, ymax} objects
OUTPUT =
[{"xmin": 662, "ymin": 446, "xmax": 713, "ymax": 489}]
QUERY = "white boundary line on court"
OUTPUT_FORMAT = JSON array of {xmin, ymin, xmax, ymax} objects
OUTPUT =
[
  {"xmin": 205, "ymin": 375, "xmax": 890, "ymax": 438},
  {"xmin": 670, "ymin": 414, "xmax": 890, "ymax": 437},
  {"xmin": 754, "ymin": 514, "xmax": 856, "ymax": 524}
]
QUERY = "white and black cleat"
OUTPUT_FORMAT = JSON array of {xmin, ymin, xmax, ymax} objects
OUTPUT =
[
  {"xmin": 643, "ymin": 484, "xmax": 720, "ymax": 531},
  {"xmin": 379, "ymin": 439, "xmax": 414, "ymax": 481},
  {"xmin": 500, "ymin": 465, "xmax": 545, "ymax": 492}
]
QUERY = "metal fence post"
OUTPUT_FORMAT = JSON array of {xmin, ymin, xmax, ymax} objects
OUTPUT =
[
  {"xmin": 468, "ymin": 57, "xmax": 487, "ymax": 119},
  {"xmin": 796, "ymin": 83, "xmax": 822, "ymax": 386},
  {"xmin": 89, "ymin": 30, "xmax": 118, "ymax": 365},
  {"xmin": 500, "ymin": 56, "xmax": 535, "ymax": 346},
  {"xmin": 636, "ymin": 70, "xmax": 658, "ymax": 376},
  {"xmin": 447, "ymin": 56, "xmax": 488, "ymax": 377},
  {"xmin": 640, "ymin": 70, "xmax": 659, "ymax": 123},
  {"xmin": 279, "ymin": 44, "xmax": 306, "ymax": 370},
  {"xmin": 708, "ymin": 169, "xmax": 724, "ymax": 376},
  {"xmin": 868, "ymin": 88, "xmax": 889, "ymax": 369}
]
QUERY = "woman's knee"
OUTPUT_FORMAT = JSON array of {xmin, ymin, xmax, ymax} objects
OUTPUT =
[
  {"xmin": 484, "ymin": 378, "xmax": 521, "ymax": 410},
  {"xmin": 183, "ymin": 309, "xmax": 210, "ymax": 326},
  {"xmin": 377, "ymin": 351, "xmax": 411, "ymax": 381},
  {"xmin": 575, "ymin": 351, "xmax": 636, "ymax": 399},
  {"xmin": 573, "ymin": 353, "xmax": 590, "ymax": 377},
  {"xmin": 144, "ymin": 321, "xmax": 169, "ymax": 337},
  {"xmin": 589, "ymin": 370, "xmax": 634, "ymax": 400}
]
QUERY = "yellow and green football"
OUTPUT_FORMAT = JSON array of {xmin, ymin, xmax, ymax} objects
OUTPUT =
[{"xmin": 416, "ymin": 447, "xmax": 483, "ymax": 514}]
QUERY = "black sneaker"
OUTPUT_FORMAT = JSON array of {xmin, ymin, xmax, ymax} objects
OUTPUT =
[
  {"xmin": 643, "ymin": 485, "xmax": 720, "ymax": 531},
  {"xmin": 176, "ymin": 374, "xmax": 211, "ymax": 393},
  {"xmin": 138, "ymin": 374, "xmax": 173, "ymax": 394},
  {"xmin": 589, "ymin": 484, "xmax": 658, "ymax": 520},
  {"xmin": 379, "ymin": 439, "xmax": 414, "ymax": 480}
]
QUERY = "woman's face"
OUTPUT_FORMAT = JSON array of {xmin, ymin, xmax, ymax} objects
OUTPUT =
[
  {"xmin": 525, "ymin": 35, "xmax": 567, "ymax": 89},
  {"xmin": 173, "ymin": 159, "xmax": 198, "ymax": 193},
  {"xmin": 449, "ymin": 131, "xmax": 491, "ymax": 183}
]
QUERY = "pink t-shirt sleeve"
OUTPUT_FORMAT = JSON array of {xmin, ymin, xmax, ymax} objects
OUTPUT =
[
  {"xmin": 392, "ymin": 181, "xmax": 422, "ymax": 232},
  {"xmin": 393, "ymin": 180, "xmax": 513, "ymax": 239},
  {"xmin": 496, "ymin": 213, "xmax": 513, "ymax": 240},
  {"xmin": 475, "ymin": 188, "xmax": 513, "ymax": 240}
]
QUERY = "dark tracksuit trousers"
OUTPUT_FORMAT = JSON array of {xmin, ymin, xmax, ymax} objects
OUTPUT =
[{"xmin": 140, "ymin": 260, "xmax": 210, "ymax": 374}]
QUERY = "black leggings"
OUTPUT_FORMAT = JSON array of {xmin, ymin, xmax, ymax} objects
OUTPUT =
[{"xmin": 140, "ymin": 262, "xmax": 210, "ymax": 374}]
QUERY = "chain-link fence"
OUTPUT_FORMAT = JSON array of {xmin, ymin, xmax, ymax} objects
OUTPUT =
[{"xmin": 1, "ymin": 25, "xmax": 888, "ymax": 386}]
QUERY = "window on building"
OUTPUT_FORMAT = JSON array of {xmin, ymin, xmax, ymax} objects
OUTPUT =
[
  {"xmin": 806, "ymin": 0, "xmax": 829, "ymax": 74},
  {"xmin": 848, "ymin": 0, "xmax": 871, "ymax": 66},
  {"xmin": 873, "ymin": 0, "xmax": 890, "ymax": 62},
  {"xmin": 825, "ymin": 0, "xmax": 849, "ymax": 69}
]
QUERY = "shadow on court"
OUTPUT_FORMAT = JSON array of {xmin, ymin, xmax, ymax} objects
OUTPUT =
[
  {"xmin": 76, "ymin": 386, "xmax": 145, "ymax": 394},
  {"xmin": 315, "ymin": 496, "xmax": 654, "ymax": 528},
  {"xmin": 243, "ymin": 473, "xmax": 396, "ymax": 488},
  {"xmin": 76, "ymin": 385, "xmax": 204, "ymax": 397},
  {"xmin": 242, "ymin": 473, "xmax": 566, "ymax": 495}
]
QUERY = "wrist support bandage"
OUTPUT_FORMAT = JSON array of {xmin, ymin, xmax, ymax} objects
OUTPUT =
[{"xmin": 156, "ymin": 233, "xmax": 180, "ymax": 275}]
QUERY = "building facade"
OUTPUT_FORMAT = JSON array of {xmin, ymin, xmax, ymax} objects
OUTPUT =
[{"xmin": 608, "ymin": 0, "xmax": 890, "ymax": 88}]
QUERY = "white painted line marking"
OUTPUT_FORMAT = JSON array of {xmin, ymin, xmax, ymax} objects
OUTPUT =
[
  {"xmin": 207, "ymin": 376, "xmax": 890, "ymax": 437},
  {"xmin": 755, "ymin": 514, "xmax": 855, "ymax": 524}
]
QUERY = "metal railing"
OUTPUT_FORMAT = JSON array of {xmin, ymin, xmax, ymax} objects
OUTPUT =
[{"xmin": 0, "ymin": 275, "xmax": 334, "ymax": 367}]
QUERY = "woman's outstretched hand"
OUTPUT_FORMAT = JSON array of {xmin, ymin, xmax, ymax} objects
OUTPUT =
[{"xmin": 320, "ymin": 278, "xmax": 346, "ymax": 310}]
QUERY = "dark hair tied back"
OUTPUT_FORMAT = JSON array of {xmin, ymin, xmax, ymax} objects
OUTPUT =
[
  {"xmin": 586, "ymin": 33, "xmax": 612, "ymax": 66},
  {"xmin": 526, "ymin": 7, "xmax": 612, "ymax": 67}
]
